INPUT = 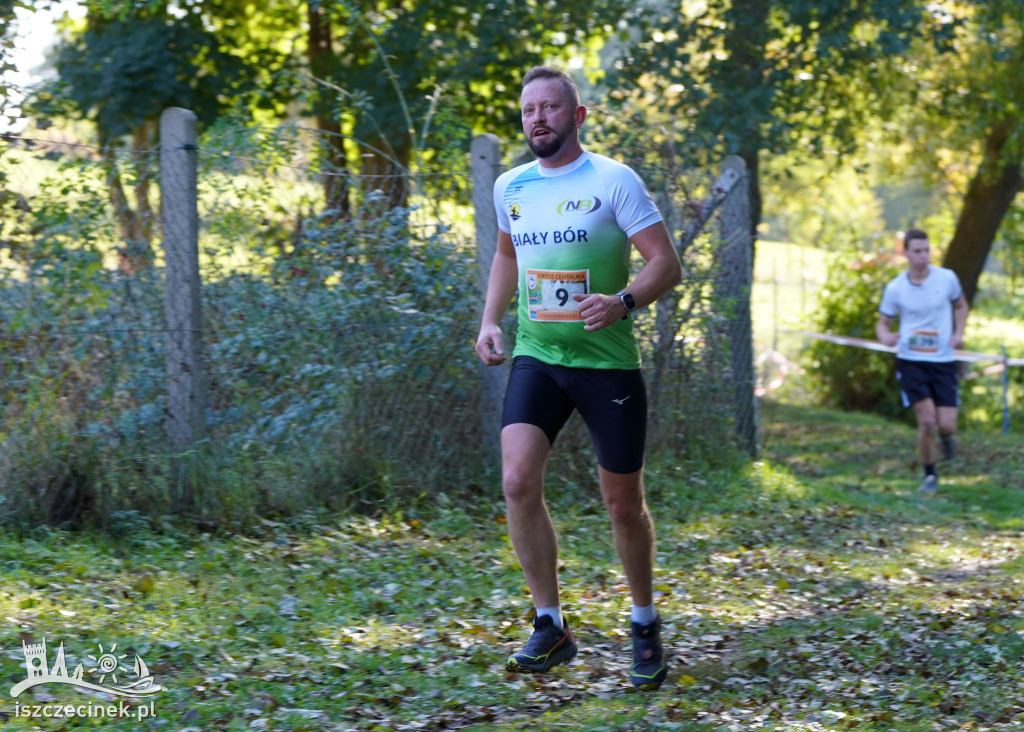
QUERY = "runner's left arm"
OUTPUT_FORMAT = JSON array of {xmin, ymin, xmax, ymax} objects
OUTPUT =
[{"xmin": 950, "ymin": 296, "xmax": 969, "ymax": 349}]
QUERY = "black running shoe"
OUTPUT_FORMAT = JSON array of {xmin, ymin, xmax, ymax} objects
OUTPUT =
[
  {"xmin": 505, "ymin": 615, "xmax": 578, "ymax": 673},
  {"xmin": 629, "ymin": 617, "xmax": 667, "ymax": 689}
]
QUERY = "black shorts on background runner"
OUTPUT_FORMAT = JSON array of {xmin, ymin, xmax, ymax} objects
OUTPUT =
[
  {"xmin": 897, "ymin": 358, "xmax": 959, "ymax": 408},
  {"xmin": 502, "ymin": 355, "xmax": 647, "ymax": 474}
]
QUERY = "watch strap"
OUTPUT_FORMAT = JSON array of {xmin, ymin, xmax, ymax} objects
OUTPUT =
[{"xmin": 617, "ymin": 291, "xmax": 636, "ymax": 318}]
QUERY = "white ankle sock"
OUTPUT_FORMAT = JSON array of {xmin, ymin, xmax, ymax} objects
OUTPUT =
[
  {"xmin": 631, "ymin": 603, "xmax": 657, "ymax": 625},
  {"xmin": 536, "ymin": 606, "xmax": 562, "ymax": 627}
]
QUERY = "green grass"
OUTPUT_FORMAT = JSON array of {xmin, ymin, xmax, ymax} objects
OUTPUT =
[{"xmin": 1, "ymin": 401, "xmax": 1022, "ymax": 730}]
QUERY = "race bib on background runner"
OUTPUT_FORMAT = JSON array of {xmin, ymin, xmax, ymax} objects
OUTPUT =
[
  {"xmin": 527, "ymin": 269, "xmax": 589, "ymax": 321},
  {"xmin": 908, "ymin": 329, "xmax": 939, "ymax": 353}
]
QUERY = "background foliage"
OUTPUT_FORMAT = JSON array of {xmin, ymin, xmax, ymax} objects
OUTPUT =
[
  {"xmin": 3, "ymin": 0, "xmax": 1024, "ymax": 533},
  {"xmin": 805, "ymin": 251, "xmax": 904, "ymax": 419},
  {"xmin": 0, "ymin": 107, "xmax": 753, "ymax": 530}
]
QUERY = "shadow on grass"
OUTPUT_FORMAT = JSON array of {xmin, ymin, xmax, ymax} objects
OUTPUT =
[{"xmin": 1, "ymin": 401, "xmax": 1021, "ymax": 730}]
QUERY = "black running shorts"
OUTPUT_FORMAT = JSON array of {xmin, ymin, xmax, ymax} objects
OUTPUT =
[
  {"xmin": 896, "ymin": 358, "xmax": 959, "ymax": 408},
  {"xmin": 502, "ymin": 355, "xmax": 647, "ymax": 474}
]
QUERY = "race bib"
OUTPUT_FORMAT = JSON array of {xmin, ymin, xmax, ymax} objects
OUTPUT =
[
  {"xmin": 908, "ymin": 329, "xmax": 939, "ymax": 353},
  {"xmin": 526, "ymin": 268, "xmax": 589, "ymax": 322}
]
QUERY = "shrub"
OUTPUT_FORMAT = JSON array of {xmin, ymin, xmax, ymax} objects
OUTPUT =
[
  {"xmin": 1, "ymin": 118, "xmax": 753, "ymax": 531},
  {"xmin": 805, "ymin": 250, "xmax": 908, "ymax": 420}
]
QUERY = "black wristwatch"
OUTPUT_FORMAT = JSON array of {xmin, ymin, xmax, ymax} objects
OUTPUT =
[{"xmin": 617, "ymin": 291, "xmax": 637, "ymax": 319}]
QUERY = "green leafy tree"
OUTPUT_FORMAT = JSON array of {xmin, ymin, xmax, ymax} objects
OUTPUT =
[
  {"xmin": 305, "ymin": 0, "xmax": 631, "ymax": 209},
  {"xmin": 0, "ymin": 0, "xmax": 26, "ymax": 117},
  {"xmin": 1, "ymin": 0, "xmax": 33, "ymax": 259},
  {"xmin": 892, "ymin": 1, "xmax": 1024, "ymax": 306},
  {"xmin": 39, "ymin": 0, "xmax": 631, "ymax": 218},
  {"xmin": 609, "ymin": 0, "xmax": 923, "ymax": 236},
  {"xmin": 29, "ymin": 1, "xmax": 274, "ymax": 270},
  {"xmin": 612, "ymin": 1, "xmax": 1022, "ymax": 307}
]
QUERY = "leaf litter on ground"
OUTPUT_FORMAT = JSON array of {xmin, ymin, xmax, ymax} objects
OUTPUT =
[{"xmin": 0, "ymin": 402, "xmax": 1022, "ymax": 730}]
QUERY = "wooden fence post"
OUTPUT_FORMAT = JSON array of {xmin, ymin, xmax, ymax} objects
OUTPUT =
[
  {"xmin": 715, "ymin": 154, "xmax": 760, "ymax": 456},
  {"xmin": 160, "ymin": 107, "xmax": 202, "ymax": 507},
  {"xmin": 471, "ymin": 133, "xmax": 506, "ymax": 460}
]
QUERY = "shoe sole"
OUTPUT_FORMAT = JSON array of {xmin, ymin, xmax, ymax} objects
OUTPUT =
[
  {"xmin": 631, "ymin": 679, "xmax": 665, "ymax": 690},
  {"xmin": 505, "ymin": 645, "xmax": 578, "ymax": 673},
  {"xmin": 629, "ymin": 667, "xmax": 667, "ymax": 690}
]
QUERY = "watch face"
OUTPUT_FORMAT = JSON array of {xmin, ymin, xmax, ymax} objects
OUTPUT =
[{"xmin": 622, "ymin": 292, "xmax": 636, "ymax": 311}]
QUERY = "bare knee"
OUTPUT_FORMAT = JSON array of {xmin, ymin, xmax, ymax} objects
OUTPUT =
[
  {"xmin": 603, "ymin": 492, "xmax": 645, "ymax": 526},
  {"xmin": 502, "ymin": 468, "xmax": 543, "ymax": 507},
  {"xmin": 938, "ymin": 409, "xmax": 958, "ymax": 436},
  {"xmin": 917, "ymin": 414, "xmax": 938, "ymax": 435}
]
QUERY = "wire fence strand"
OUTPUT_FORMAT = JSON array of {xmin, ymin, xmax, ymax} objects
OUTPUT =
[{"xmin": 1, "ymin": 121, "xmax": 757, "ymax": 527}]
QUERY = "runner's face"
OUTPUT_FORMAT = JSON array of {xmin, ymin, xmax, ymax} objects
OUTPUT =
[
  {"xmin": 521, "ymin": 79, "xmax": 579, "ymax": 160},
  {"xmin": 905, "ymin": 237, "xmax": 930, "ymax": 268}
]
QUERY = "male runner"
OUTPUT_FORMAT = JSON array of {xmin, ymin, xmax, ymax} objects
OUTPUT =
[
  {"xmin": 475, "ymin": 66, "xmax": 682, "ymax": 688},
  {"xmin": 877, "ymin": 228, "xmax": 969, "ymax": 493}
]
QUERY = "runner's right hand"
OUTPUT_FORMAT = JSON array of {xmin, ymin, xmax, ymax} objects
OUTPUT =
[{"xmin": 476, "ymin": 325, "xmax": 506, "ymax": 366}]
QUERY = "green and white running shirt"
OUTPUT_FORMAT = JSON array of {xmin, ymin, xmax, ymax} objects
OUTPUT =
[{"xmin": 494, "ymin": 151, "xmax": 663, "ymax": 370}]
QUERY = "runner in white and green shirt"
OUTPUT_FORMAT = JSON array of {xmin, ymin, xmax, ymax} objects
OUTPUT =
[
  {"xmin": 493, "ymin": 149, "xmax": 663, "ymax": 370},
  {"xmin": 475, "ymin": 66, "xmax": 682, "ymax": 690}
]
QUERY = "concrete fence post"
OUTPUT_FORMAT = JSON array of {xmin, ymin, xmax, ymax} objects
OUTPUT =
[
  {"xmin": 160, "ymin": 107, "xmax": 203, "ymax": 508},
  {"xmin": 471, "ymin": 133, "xmax": 506, "ymax": 460},
  {"xmin": 715, "ymin": 154, "xmax": 760, "ymax": 456}
]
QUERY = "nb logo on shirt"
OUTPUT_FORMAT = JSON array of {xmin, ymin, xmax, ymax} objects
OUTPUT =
[{"xmin": 557, "ymin": 198, "xmax": 602, "ymax": 215}]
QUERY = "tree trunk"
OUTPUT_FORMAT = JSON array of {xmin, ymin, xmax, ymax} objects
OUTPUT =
[
  {"xmin": 107, "ymin": 121, "xmax": 156, "ymax": 274},
  {"xmin": 942, "ymin": 120, "xmax": 1022, "ymax": 306},
  {"xmin": 307, "ymin": 1, "xmax": 350, "ymax": 217},
  {"xmin": 362, "ymin": 138, "xmax": 410, "ymax": 211},
  {"xmin": 723, "ymin": 0, "xmax": 768, "ymax": 238}
]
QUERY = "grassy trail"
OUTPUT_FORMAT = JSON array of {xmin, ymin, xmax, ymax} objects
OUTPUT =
[{"xmin": 1, "ymin": 401, "xmax": 1022, "ymax": 731}]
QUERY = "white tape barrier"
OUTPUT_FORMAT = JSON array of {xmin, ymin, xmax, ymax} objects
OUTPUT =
[
  {"xmin": 794, "ymin": 330, "xmax": 1024, "ymax": 368},
  {"xmin": 754, "ymin": 346, "xmax": 803, "ymax": 396},
  {"xmin": 790, "ymin": 329, "xmax": 1019, "ymax": 433}
]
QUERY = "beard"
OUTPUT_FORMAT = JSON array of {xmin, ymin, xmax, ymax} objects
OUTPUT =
[{"xmin": 526, "ymin": 126, "xmax": 567, "ymax": 159}]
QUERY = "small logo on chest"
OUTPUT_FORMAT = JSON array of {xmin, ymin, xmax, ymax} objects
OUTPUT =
[{"xmin": 557, "ymin": 198, "xmax": 602, "ymax": 215}]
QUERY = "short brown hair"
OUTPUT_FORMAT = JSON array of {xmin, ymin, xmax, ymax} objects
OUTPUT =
[
  {"xmin": 904, "ymin": 228, "xmax": 928, "ymax": 244},
  {"xmin": 522, "ymin": 66, "xmax": 580, "ymax": 106}
]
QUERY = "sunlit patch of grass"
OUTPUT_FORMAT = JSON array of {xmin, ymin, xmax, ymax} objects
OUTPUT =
[
  {"xmin": 967, "ymin": 312, "xmax": 1024, "ymax": 354},
  {"xmin": 750, "ymin": 460, "xmax": 813, "ymax": 500},
  {"xmin": 906, "ymin": 540, "xmax": 991, "ymax": 564},
  {"xmin": 752, "ymin": 239, "xmax": 829, "ymax": 346}
]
